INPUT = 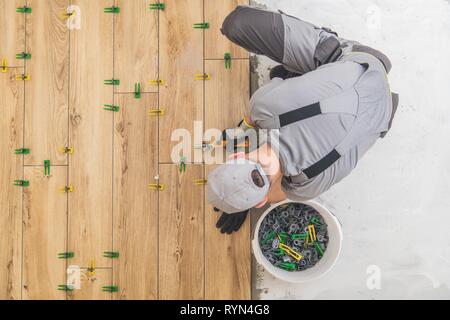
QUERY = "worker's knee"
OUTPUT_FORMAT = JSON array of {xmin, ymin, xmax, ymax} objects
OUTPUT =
[
  {"xmin": 221, "ymin": 6, "xmax": 250, "ymax": 43},
  {"xmin": 221, "ymin": 6, "xmax": 285, "ymax": 61},
  {"xmin": 352, "ymin": 44, "xmax": 392, "ymax": 74}
]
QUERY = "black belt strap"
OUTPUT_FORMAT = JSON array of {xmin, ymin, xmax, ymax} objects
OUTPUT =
[
  {"xmin": 302, "ymin": 149, "xmax": 341, "ymax": 179},
  {"xmin": 279, "ymin": 102, "xmax": 321, "ymax": 127},
  {"xmin": 278, "ymin": 103, "xmax": 344, "ymax": 180}
]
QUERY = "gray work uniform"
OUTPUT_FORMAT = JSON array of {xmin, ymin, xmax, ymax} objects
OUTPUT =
[{"xmin": 221, "ymin": 6, "xmax": 399, "ymax": 201}]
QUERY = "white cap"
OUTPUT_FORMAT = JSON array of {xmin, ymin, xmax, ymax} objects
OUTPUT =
[{"xmin": 207, "ymin": 158, "xmax": 270, "ymax": 213}]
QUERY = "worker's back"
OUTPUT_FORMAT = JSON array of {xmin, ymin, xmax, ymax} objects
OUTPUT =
[
  {"xmin": 221, "ymin": 5, "xmax": 397, "ymax": 200},
  {"xmin": 250, "ymin": 52, "xmax": 393, "ymax": 200}
]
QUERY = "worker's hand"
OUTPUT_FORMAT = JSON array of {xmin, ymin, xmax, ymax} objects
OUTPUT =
[
  {"xmin": 214, "ymin": 207, "xmax": 249, "ymax": 234},
  {"xmin": 220, "ymin": 117, "xmax": 259, "ymax": 153}
]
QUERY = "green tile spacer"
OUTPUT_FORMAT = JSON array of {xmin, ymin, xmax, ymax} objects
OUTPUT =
[
  {"xmin": 103, "ymin": 104, "xmax": 120, "ymax": 112},
  {"xmin": 58, "ymin": 285, "xmax": 74, "ymax": 292},
  {"xmin": 58, "ymin": 252, "xmax": 74, "ymax": 259},
  {"xmin": 44, "ymin": 160, "xmax": 51, "ymax": 176},
  {"xmin": 314, "ymin": 241, "xmax": 324, "ymax": 257},
  {"xmin": 309, "ymin": 216, "xmax": 323, "ymax": 226},
  {"xmin": 15, "ymin": 148, "xmax": 30, "ymax": 155},
  {"xmin": 193, "ymin": 22, "xmax": 209, "ymax": 29},
  {"xmin": 102, "ymin": 285, "xmax": 119, "ymax": 293},
  {"xmin": 224, "ymin": 52, "xmax": 231, "ymax": 69},
  {"xmin": 16, "ymin": 52, "xmax": 31, "ymax": 60},
  {"xmin": 14, "ymin": 180, "xmax": 29, "ymax": 187},
  {"xmin": 103, "ymin": 251, "xmax": 119, "ymax": 259},
  {"xmin": 291, "ymin": 232, "xmax": 308, "ymax": 240},
  {"xmin": 278, "ymin": 232, "xmax": 289, "ymax": 243},
  {"xmin": 272, "ymin": 248, "xmax": 285, "ymax": 256},
  {"xmin": 278, "ymin": 262, "xmax": 296, "ymax": 271},
  {"xmin": 179, "ymin": 156, "xmax": 187, "ymax": 173},
  {"xmin": 16, "ymin": 6, "xmax": 32, "ymax": 13},
  {"xmin": 134, "ymin": 82, "xmax": 141, "ymax": 99},
  {"xmin": 104, "ymin": 79, "xmax": 120, "ymax": 85},
  {"xmin": 104, "ymin": 6, "xmax": 120, "ymax": 13},
  {"xmin": 262, "ymin": 230, "xmax": 276, "ymax": 245},
  {"xmin": 149, "ymin": 3, "xmax": 165, "ymax": 10}
]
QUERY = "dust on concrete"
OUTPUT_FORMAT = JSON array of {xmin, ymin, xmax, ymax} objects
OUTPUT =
[
  {"xmin": 249, "ymin": 51, "xmax": 270, "ymax": 299},
  {"xmin": 248, "ymin": 1, "xmax": 272, "ymax": 299}
]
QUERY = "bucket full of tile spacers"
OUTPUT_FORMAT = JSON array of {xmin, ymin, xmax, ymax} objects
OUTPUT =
[{"xmin": 252, "ymin": 200, "xmax": 342, "ymax": 283}]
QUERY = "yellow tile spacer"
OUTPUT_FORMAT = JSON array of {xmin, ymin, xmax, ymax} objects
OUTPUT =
[
  {"xmin": 279, "ymin": 243, "xmax": 303, "ymax": 261},
  {"xmin": 16, "ymin": 74, "xmax": 30, "ymax": 81},
  {"xmin": 149, "ymin": 183, "xmax": 165, "ymax": 191},
  {"xmin": 242, "ymin": 116, "xmax": 255, "ymax": 129},
  {"xmin": 1, "ymin": 59, "xmax": 8, "ymax": 73},
  {"xmin": 193, "ymin": 179, "xmax": 208, "ymax": 186},
  {"xmin": 308, "ymin": 224, "xmax": 317, "ymax": 242},
  {"xmin": 149, "ymin": 79, "xmax": 165, "ymax": 86},
  {"xmin": 149, "ymin": 109, "xmax": 165, "ymax": 116},
  {"xmin": 87, "ymin": 260, "xmax": 96, "ymax": 277},
  {"xmin": 58, "ymin": 146, "xmax": 74, "ymax": 154},
  {"xmin": 194, "ymin": 73, "xmax": 211, "ymax": 81},
  {"xmin": 304, "ymin": 232, "xmax": 311, "ymax": 245},
  {"xmin": 60, "ymin": 10, "xmax": 75, "ymax": 20},
  {"xmin": 59, "ymin": 185, "xmax": 73, "ymax": 193}
]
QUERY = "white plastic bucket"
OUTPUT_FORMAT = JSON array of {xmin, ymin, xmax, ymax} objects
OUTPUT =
[{"xmin": 252, "ymin": 199, "xmax": 343, "ymax": 283}]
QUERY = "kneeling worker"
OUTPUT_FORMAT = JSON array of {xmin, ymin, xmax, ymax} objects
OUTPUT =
[{"xmin": 207, "ymin": 6, "xmax": 399, "ymax": 234}]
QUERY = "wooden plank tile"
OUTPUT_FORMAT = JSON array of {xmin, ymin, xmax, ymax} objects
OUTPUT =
[
  {"xmin": 0, "ymin": 68, "xmax": 24, "ymax": 300},
  {"xmin": 113, "ymin": 94, "xmax": 158, "ymax": 300},
  {"xmin": 22, "ymin": 166, "xmax": 67, "ymax": 300},
  {"xmin": 205, "ymin": 0, "xmax": 249, "ymax": 59},
  {"xmin": 159, "ymin": 164, "xmax": 204, "ymax": 299},
  {"xmin": 114, "ymin": 0, "xmax": 158, "ymax": 93},
  {"xmin": 68, "ymin": 0, "xmax": 113, "ymax": 268},
  {"xmin": 205, "ymin": 59, "xmax": 248, "ymax": 131},
  {"xmin": 68, "ymin": 268, "xmax": 112, "ymax": 300},
  {"xmin": 204, "ymin": 167, "xmax": 251, "ymax": 299},
  {"xmin": 0, "ymin": 0, "xmax": 25, "ymax": 67},
  {"xmin": 159, "ymin": 0, "xmax": 203, "ymax": 163},
  {"xmin": 204, "ymin": 59, "xmax": 251, "ymax": 299},
  {"xmin": 24, "ymin": 0, "xmax": 69, "ymax": 165}
]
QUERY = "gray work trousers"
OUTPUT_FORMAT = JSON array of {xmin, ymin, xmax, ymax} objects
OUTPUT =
[
  {"xmin": 221, "ymin": 6, "xmax": 392, "ymax": 74},
  {"xmin": 221, "ymin": 5, "xmax": 397, "ymax": 128}
]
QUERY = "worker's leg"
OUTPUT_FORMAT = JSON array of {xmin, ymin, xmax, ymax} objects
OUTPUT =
[
  {"xmin": 352, "ymin": 44, "xmax": 392, "ymax": 74},
  {"xmin": 269, "ymin": 65, "xmax": 302, "ymax": 80},
  {"xmin": 221, "ymin": 6, "xmax": 343, "ymax": 74},
  {"xmin": 221, "ymin": 6, "xmax": 285, "ymax": 63}
]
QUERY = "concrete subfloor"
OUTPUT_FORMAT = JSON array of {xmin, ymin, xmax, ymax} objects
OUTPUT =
[{"xmin": 251, "ymin": 0, "xmax": 450, "ymax": 299}]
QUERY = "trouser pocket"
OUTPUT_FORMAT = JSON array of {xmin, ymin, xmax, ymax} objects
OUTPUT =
[{"xmin": 313, "ymin": 36, "xmax": 343, "ymax": 67}]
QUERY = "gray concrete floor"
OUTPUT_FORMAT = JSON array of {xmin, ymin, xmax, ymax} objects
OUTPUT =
[{"xmin": 250, "ymin": 0, "xmax": 450, "ymax": 299}]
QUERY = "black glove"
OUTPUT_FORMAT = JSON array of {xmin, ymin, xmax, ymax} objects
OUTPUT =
[{"xmin": 214, "ymin": 207, "xmax": 249, "ymax": 234}]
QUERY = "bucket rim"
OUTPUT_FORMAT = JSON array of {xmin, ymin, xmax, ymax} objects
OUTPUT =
[{"xmin": 252, "ymin": 199, "xmax": 343, "ymax": 283}]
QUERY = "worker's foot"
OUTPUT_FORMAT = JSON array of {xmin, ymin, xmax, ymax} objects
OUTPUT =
[{"xmin": 269, "ymin": 65, "xmax": 302, "ymax": 80}]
